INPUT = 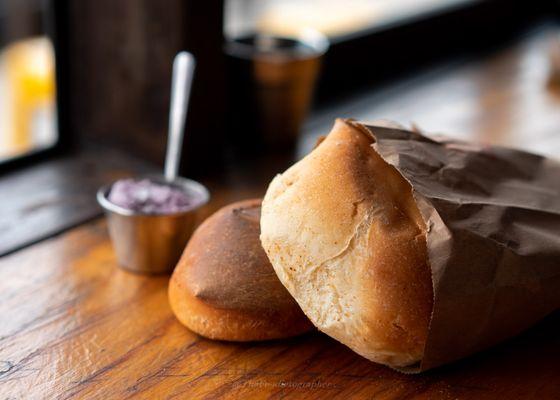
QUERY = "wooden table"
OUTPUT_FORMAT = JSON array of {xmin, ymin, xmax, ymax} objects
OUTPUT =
[{"xmin": 2, "ymin": 24, "xmax": 560, "ymax": 400}]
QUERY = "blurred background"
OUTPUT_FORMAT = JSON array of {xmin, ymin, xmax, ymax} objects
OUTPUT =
[
  {"xmin": 0, "ymin": 0, "xmax": 470, "ymax": 164},
  {"xmin": 1, "ymin": 0, "xmax": 557, "ymax": 169},
  {"xmin": 1, "ymin": 0, "xmax": 560, "ymax": 254}
]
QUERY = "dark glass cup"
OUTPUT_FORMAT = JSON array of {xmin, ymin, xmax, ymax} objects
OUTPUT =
[{"xmin": 225, "ymin": 30, "xmax": 329, "ymax": 157}]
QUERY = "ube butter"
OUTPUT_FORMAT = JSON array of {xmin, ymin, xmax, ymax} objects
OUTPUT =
[{"xmin": 108, "ymin": 178, "xmax": 203, "ymax": 214}]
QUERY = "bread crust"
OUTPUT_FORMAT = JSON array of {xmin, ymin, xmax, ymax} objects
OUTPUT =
[
  {"xmin": 260, "ymin": 120, "xmax": 433, "ymax": 367},
  {"xmin": 169, "ymin": 199, "xmax": 313, "ymax": 341}
]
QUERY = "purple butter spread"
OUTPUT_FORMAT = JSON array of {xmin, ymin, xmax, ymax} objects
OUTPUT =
[{"xmin": 108, "ymin": 178, "xmax": 201, "ymax": 214}]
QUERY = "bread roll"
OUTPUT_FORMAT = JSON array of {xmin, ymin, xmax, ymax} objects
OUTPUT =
[
  {"xmin": 169, "ymin": 199, "xmax": 313, "ymax": 341},
  {"xmin": 260, "ymin": 119, "xmax": 433, "ymax": 368}
]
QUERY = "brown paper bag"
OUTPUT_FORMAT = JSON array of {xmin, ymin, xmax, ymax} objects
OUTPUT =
[{"xmin": 360, "ymin": 122, "xmax": 560, "ymax": 372}]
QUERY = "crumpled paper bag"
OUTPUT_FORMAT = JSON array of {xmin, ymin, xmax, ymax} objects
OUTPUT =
[{"xmin": 358, "ymin": 121, "xmax": 560, "ymax": 372}]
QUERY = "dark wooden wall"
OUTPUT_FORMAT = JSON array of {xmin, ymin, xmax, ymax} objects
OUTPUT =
[{"xmin": 54, "ymin": 0, "xmax": 225, "ymax": 177}]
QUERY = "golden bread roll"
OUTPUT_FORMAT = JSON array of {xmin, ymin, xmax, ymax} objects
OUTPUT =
[
  {"xmin": 169, "ymin": 199, "xmax": 313, "ymax": 341},
  {"xmin": 260, "ymin": 119, "xmax": 433, "ymax": 368}
]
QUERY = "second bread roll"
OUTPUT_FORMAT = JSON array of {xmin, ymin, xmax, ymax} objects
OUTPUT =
[
  {"xmin": 260, "ymin": 119, "xmax": 433, "ymax": 368},
  {"xmin": 169, "ymin": 199, "xmax": 313, "ymax": 341}
]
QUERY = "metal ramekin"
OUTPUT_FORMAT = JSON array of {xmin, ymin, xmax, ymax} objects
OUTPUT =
[{"xmin": 97, "ymin": 175, "xmax": 210, "ymax": 274}]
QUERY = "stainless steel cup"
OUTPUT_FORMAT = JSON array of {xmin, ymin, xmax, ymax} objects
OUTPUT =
[{"xmin": 97, "ymin": 175, "xmax": 210, "ymax": 274}]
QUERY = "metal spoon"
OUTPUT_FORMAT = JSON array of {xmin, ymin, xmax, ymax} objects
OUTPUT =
[{"xmin": 164, "ymin": 51, "xmax": 196, "ymax": 182}]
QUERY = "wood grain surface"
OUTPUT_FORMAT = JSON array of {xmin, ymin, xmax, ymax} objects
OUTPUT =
[{"xmin": 0, "ymin": 220, "xmax": 559, "ymax": 400}]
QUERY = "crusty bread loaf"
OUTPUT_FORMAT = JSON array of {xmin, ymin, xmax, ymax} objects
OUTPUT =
[
  {"xmin": 169, "ymin": 199, "xmax": 313, "ymax": 341},
  {"xmin": 260, "ymin": 119, "xmax": 433, "ymax": 368}
]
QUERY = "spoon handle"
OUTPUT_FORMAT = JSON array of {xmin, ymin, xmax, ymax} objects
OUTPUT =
[{"xmin": 165, "ymin": 51, "xmax": 196, "ymax": 182}]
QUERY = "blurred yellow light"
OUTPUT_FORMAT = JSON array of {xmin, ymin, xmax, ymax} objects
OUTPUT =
[{"xmin": 1, "ymin": 37, "xmax": 56, "ymax": 158}]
